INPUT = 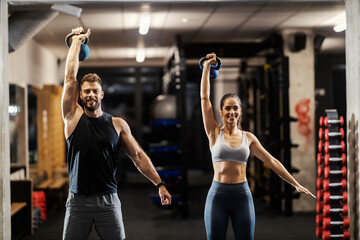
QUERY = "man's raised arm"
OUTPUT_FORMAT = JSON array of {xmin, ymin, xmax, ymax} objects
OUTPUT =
[{"xmin": 61, "ymin": 27, "xmax": 91, "ymax": 121}]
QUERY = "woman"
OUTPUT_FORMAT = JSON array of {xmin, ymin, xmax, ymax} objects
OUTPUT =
[{"xmin": 200, "ymin": 53, "xmax": 316, "ymax": 240}]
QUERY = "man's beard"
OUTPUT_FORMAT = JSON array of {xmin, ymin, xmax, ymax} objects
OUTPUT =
[{"xmin": 82, "ymin": 98, "xmax": 100, "ymax": 112}]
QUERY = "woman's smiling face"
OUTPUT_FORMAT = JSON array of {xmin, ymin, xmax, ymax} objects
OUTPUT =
[{"xmin": 220, "ymin": 97, "xmax": 241, "ymax": 125}]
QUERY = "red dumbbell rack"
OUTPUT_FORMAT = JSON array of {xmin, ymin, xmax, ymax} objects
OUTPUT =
[{"xmin": 317, "ymin": 110, "xmax": 349, "ymax": 240}]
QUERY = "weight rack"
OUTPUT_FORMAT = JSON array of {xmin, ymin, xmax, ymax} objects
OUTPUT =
[{"xmin": 316, "ymin": 109, "xmax": 349, "ymax": 240}]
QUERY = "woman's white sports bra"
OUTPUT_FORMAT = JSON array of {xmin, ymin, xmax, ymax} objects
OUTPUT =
[{"xmin": 210, "ymin": 130, "xmax": 250, "ymax": 165}]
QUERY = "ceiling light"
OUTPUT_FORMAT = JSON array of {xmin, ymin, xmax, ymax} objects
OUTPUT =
[
  {"xmin": 141, "ymin": 4, "xmax": 151, "ymax": 12},
  {"xmin": 139, "ymin": 15, "xmax": 151, "ymax": 35},
  {"xmin": 333, "ymin": 22, "xmax": 347, "ymax": 32},
  {"xmin": 136, "ymin": 50, "xmax": 145, "ymax": 63},
  {"xmin": 51, "ymin": 4, "xmax": 82, "ymax": 18},
  {"xmin": 182, "ymin": 18, "xmax": 188, "ymax": 23}
]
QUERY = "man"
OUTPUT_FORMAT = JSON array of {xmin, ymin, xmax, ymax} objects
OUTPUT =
[{"xmin": 61, "ymin": 27, "xmax": 171, "ymax": 240}]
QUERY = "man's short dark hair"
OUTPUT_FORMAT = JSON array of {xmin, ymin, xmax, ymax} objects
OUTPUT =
[{"xmin": 80, "ymin": 73, "xmax": 102, "ymax": 89}]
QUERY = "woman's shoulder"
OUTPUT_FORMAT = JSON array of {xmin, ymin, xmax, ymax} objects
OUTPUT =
[{"xmin": 242, "ymin": 130, "xmax": 258, "ymax": 143}]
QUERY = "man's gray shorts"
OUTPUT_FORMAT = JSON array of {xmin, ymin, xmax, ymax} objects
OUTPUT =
[{"xmin": 62, "ymin": 192, "xmax": 126, "ymax": 240}]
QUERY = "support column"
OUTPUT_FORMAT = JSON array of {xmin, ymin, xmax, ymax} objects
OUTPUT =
[
  {"xmin": 282, "ymin": 29, "xmax": 316, "ymax": 212},
  {"xmin": 345, "ymin": 0, "xmax": 360, "ymax": 239},
  {"xmin": 0, "ymin": 0, "xmax": 11, "ymax": 239}
]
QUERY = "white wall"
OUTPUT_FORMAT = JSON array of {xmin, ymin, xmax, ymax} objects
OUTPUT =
[
  {"xmin": 283, "ymin": 29, "xmax": 316, "ymax": 212},
  {"xmin": 0, "ymin": 0, "xmax": 11, "ymax": 239},
  {"xmin": 8, "ymin": 39, "xmax": 61, "ymax": 88},
  {"xmin": 8, "ymin": 38, "xmax": 61, "ymax": 184},
  {"xmin": 345, "ymin": 0, "xmax": 360, "ymax": 239}
]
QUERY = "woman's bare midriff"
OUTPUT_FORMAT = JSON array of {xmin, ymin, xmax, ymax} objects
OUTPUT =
[{"xmin": 213, "ymin": 161, "xmax": 247, "ymax": 184}]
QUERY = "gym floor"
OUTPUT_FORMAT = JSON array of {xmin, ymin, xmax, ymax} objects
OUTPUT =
[{"xmin": 20, "ymin": 175, "xmax": 316, "ymax": 240}]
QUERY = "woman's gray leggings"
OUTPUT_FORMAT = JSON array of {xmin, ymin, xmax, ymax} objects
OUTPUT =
[{"xmin": 204, "ymin": 181, "xmax": 255, "ymax": 240}]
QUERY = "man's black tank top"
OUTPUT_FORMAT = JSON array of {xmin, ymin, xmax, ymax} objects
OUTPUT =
[{"xmin": 66, "ymin": 112, "xmax": 119, "ymax": 195}]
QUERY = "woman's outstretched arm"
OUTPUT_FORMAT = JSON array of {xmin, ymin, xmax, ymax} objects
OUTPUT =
[{"xmin": 247, "ymin": 132, "xmax": 316, "ymax": 199}]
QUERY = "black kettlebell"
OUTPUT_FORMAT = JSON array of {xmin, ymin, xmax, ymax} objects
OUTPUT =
[
  {"xmin": 199, "ymin": 56, "xmax": 222, "ymax": 80},
  {"xmin": 65, "ymin": 31, "xmax": 90, "ymax": 61}
]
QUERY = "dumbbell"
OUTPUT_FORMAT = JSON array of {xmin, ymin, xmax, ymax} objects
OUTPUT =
[
  {"xmin": 319, "ymin": 128, "xmax": 324, "ymax": 140},
  {"xmin": 322, "ymin": 230, "xmax": 350, "ymax": 240},
  {"xmin": 324, "ymin": 153, "xmax": 346, "ymax": 166},
  {"xmin": 317, "ymin": 190, "xmax": 323, "ymax": 200},
  {"xmin": 316, "ymin": 227, "xmax": 323, "ymax": 239},
  {"xmin": 319, "ymin": 117, "xmax": 324, "ymax": 127},
  {"xmin": 319, "ymin": 153, "xmax": 346, "ymax": 166},
  {"xmin": 318, "ymin": 166, "xmax": 323, "ymax": 177},
  {"xmin": 323, "ymin": 179, "xmax": 347, "ymax": 191},
  {"xmin": 316, "ymin": 202, "xmax": 323, "ymax": 213},
  {"xmin": 317, "ymin": 153, "xmax": 323, "ymax": 165},
  {"xmin": 324, "ymin": 128, "xmax": 344, "ymax": 140},
  {"xmin": 324, "ymin": 166, "xmax": 347, "ymax": 178},
  {"xmin": 324, "ymin": 141, "xmax": 345, "ymax": 153},
  {"xmin": 324, "ymin": 116, "xmax": 344, "ymax": 127},
  {"xmin": 324, "ymin": 191, "xmax": 348, "ymax": 204},
  {"xmin": 317, "ymin": 177, "xmax": 323, "ymax": 189},
  {"xmin": 316, "ymin": 214, "xmax": 323, "ymax": 226},
  {"xmin": 318, "ymin": 141, "xmax": 323, "ymax": 152},
  {"xmin": 323, "ymin": 217, "xmax": 350, "ymax": 229},
  {"xmin": 323, "ymin": 204, "xmax": 348, "ymax": 217}
]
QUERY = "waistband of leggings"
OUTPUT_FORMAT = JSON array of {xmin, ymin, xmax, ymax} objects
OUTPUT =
[{"xmin": 209, "ymin": 180, "xmax": 251, "ymax": 194}]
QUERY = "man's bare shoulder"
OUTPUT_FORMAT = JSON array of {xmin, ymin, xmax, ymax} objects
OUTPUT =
[
  {"xmin": 112, "ymin": 117, "xmax": 130, "ymax": 134},
  {"xmin": 112, "ymin": 116, "xmax": 127, "ymax": 125}
]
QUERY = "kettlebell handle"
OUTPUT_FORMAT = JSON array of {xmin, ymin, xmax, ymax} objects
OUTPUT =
[
  {"xmin": 65, "ymin": 31, "xmax": 89, "ymax": 48},
  {"xmin": 199, "ymin": 56, "xmax": 222, "ymax": 70},
  {"xmin": 65, "ymin": 30, "xmax": 90, "ymax": 61}
]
